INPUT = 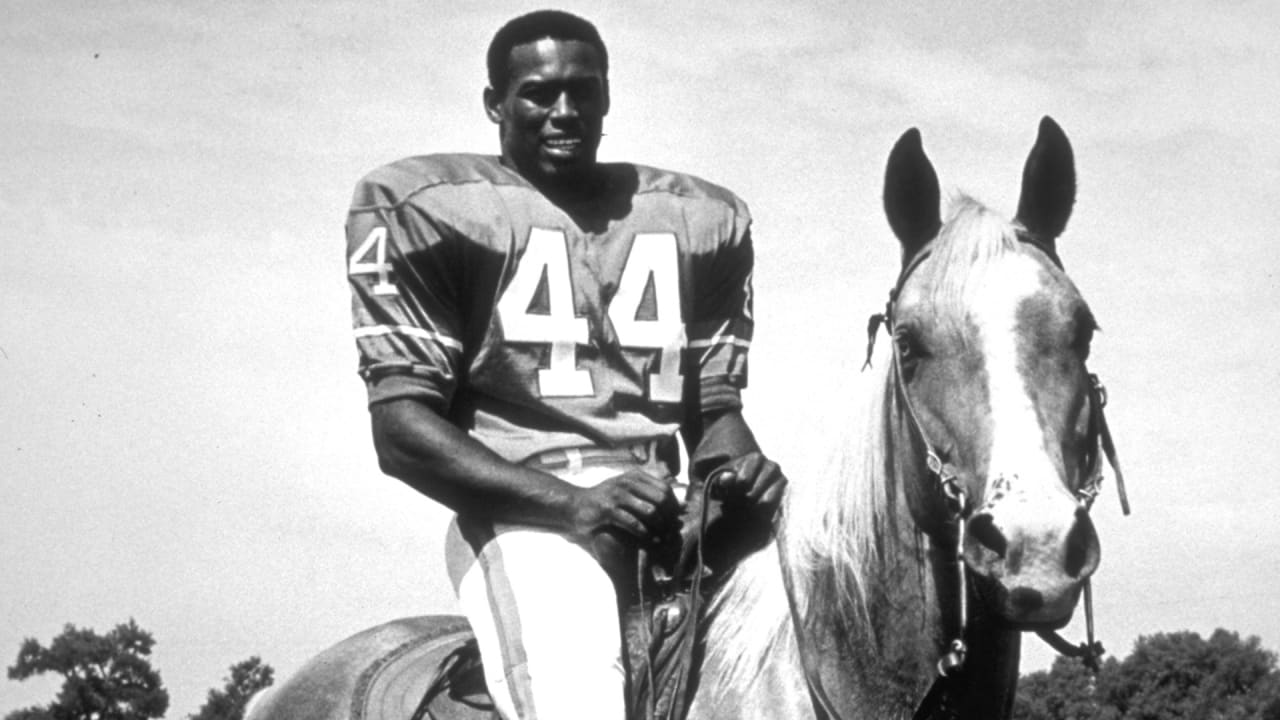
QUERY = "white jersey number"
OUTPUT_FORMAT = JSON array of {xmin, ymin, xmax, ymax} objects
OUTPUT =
[
  {"xmin": 608, "ymin": 233, "xmax": 686, "ymax": 402},
  {"xmin": 496, "ymin": 228, "xmax": 594, "ymax": 396},
  {"xmin": 497, "ymin": 229, "xmax": 685, "ymax": 401},
  {"xmin": 349, "ymin": 226, "xmax": 398, "ymax": 296}
]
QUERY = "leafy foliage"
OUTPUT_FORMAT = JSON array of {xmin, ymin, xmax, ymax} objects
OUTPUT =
[
  {"xmin": 188, "ymin": 657, "xmax": 274, "ymax": 720},
  {"xmin": 1014, "ymin": 629, "xmax": 1280, "ymax": 720},
  {"xmin": 5, "ymin": 620, "xmax": 168, "ymax": 720},
  {"xmin": 1016, "ymin": 654, "xmax": 1120, "ymax": 720}
]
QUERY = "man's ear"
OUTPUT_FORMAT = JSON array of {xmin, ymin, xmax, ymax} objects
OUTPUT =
[{"xmin": 483, "ymin": 86, "xmax": 502, "ymax": 124}]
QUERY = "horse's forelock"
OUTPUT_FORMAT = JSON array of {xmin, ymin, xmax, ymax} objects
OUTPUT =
[{"xmin": 926, "ymin": 195, "xmax": 1025, "ymax": 313}]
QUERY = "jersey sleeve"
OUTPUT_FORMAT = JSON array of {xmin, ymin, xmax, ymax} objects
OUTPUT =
[
  {"xmin": 347, "ymin": 174, "xmax": 464, "ymax": 412},
  {"xmin": 688, "ymin": 207, "xmax": 754, "ymax": 414}
]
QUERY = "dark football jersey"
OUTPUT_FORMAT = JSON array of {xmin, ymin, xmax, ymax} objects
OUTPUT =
[{"xmin": 348, "ymin": 154, "xmax": 753, "ymax": 463}]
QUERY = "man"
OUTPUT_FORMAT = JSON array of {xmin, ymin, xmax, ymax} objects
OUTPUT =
[{"xmin": 346, "ymin": 10, "xmax": 786, "ymax": 720}]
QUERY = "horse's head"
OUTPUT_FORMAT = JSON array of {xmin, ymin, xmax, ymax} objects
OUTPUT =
[{"xmin": 881, "ymin": 117, "xmax": 1102, "ymax": 629}]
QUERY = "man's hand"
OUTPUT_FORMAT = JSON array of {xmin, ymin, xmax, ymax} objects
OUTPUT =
[
  {"xmin": 566, "ymin": 468, "xmax": 680, "ymax": 544},
  {"xmin": 709, "ymin": 451, "xmax": 787, "ymax": 517}
]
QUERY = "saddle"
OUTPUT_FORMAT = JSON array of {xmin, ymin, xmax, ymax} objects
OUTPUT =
[{"xmin": 415, "ymin": 480, "xmax": 771, "ymax": 720}]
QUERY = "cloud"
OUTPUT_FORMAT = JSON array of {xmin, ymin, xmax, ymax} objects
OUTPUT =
[{"xmin": 1070, "ymin": 1, "xmax": 1280, "ymax": 143}]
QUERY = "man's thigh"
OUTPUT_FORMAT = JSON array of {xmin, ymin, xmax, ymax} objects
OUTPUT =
[{"xmin": 448, "ymin": 521, "xmax": 624, "ymax": 719}]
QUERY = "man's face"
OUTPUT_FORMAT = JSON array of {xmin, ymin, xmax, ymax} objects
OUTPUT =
[{"xmin": 485, "ymin": 37, "xmax": 609, "ymax": 190}]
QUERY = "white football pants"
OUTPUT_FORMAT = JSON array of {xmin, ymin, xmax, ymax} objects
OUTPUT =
[{"xmin": 445, "ymin": 465, "xmax": 628, "ymax": 720}]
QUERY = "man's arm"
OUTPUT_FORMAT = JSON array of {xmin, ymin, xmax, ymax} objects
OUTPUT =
[
  {"xmin": 371, "ymin": 397, "xmax": 678, "ymax": 543},
  {"xmin": 688, "ymin": 409, "xmax": 787, "ymax": 515},
  {"xmin": 681, "ymin": 209, "xmax": 786, "ymax": 516}
]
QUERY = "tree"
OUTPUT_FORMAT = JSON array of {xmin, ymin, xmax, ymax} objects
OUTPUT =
[
  {"xmin": 1014, "ymin": 628, "xmax": 1280, "ymax": 720},
  {"xmin": 1015, "ymin": 654, "xmax": 1120, "ymax": 720},
  {"xmin": 5, "ymin": 619, "xmax": 168, "ymax": 720},
  {"xmin": 1103, "ymin": 629, "xmax": 1279, "ymax": 720},
  {"xmin": 188, "ymin": 657, "xmax": 274, "ymax": 720}
]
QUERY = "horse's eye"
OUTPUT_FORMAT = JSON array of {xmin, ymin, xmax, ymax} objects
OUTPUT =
[
  {"xmin": 895, "ymin": 333, "xmax": 914, "ymax": 358},
  {"xmin": 894, "ymin": 329, "xmax": 928, "ymax": 380}
]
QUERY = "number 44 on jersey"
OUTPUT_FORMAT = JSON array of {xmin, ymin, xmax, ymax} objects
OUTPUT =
[
  {"xmin": 348, "ymin": 226, "xmax": 688, "ymax": 403},
  {"xmin": 497, "ymin": 228, "xmax": 686, "ymax": 402}
]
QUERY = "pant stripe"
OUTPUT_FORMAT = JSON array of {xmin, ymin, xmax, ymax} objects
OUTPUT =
[{"xmin": 473, "ymin": 524, "xmax": 538, "ymax": 720}]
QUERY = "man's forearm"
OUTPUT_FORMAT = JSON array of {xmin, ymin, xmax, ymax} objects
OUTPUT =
[
  {"xmin": 370, "ymin": 399, "xmax": 580, "ymax": 530},
  {"xmin": 688, "ymin": 409, "xmax": 762, "ymax": 481}
]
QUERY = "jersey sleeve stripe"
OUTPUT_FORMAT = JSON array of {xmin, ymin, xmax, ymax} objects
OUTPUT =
[
  {"xmin": 687, "ymin": 335, "xmax": 751, "ymax": 350},
  {"xmin": 354, "ymin": 324, "xmax": 464, "ymax": 353}
]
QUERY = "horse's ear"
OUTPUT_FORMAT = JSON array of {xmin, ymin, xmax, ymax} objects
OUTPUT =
[
  {"xmin": 884, "ymin": 128, "xmax": 941, "ymax": 265},
  {"xmin": 1015, "ymin": 116, "xmax": 1075, "ymax": 244}
]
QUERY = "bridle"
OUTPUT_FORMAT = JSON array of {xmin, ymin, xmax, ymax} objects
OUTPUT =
[{"xmin": 781, "ymin": 235, "xmax": 1131, "ymax": 720}]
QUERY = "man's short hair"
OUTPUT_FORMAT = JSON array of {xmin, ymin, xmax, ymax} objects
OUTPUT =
[{"xmin": 486, "ymin": 10, "xmax": 608, "ymax": 94}]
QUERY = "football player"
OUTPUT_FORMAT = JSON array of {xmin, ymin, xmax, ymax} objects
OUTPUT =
[{"xmin": 346, "ymin": 10, "xmax": 787, "ymax": 719}]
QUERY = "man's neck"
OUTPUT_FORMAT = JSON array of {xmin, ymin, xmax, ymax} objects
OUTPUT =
[
  {"xmin": 532, "ymin": 168, "xmax": 609, "ymax": 207},
  {"xmin": 497, "ymin": 155, "xmax": 605, "ymax": 203}
]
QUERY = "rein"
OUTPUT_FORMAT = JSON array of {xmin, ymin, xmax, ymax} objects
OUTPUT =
[
  {"xmin": 782, "ymin": 237, "xmax": 1130, "ymax": 720},
  {"xmin": 1032, "ymin": 372, "xmax": 1129, "ymax": 673}
]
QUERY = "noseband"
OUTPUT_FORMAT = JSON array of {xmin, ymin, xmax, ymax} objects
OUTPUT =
[{"xmin": 783, "ymin": 236, "xmax": 1131, "ymax": 720}]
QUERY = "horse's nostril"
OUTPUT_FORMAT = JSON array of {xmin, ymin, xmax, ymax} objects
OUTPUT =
[
  {"xmin": 1009, "ymin": 587, "xmax": 1044, "ymax": 612},
  {"xmin": 968, "ymin": 513, "xmax": 1008, "ymax": 558},
  {"xmin": 1064, "ymin": 508, "xmax": 1100, "ymax": 578}
]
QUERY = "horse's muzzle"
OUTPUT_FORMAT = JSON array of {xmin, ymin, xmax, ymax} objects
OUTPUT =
[{"xmin": 962, "ymin": 498, "xmax": 1100, "ymax": 624}]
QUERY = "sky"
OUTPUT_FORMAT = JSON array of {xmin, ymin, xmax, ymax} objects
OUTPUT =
[{"xmin": 3, "ymin": 0, "xmax": 1279, "ymax": 716}]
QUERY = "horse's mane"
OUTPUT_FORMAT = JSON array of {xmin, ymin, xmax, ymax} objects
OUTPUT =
[
  {"xmin": 695, "ymin": 336, "xmax": 895, "ymax": 698},
  {"xmin": 696, "ymin": 194, "xmax": 1024, "ymax": 698}
]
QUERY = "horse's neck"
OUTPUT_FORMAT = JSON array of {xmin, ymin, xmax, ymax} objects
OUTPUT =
[
  {"xmin": 692, "ymin": 367, "xmax": 1021, "ymax": 718},
  {"xmin": 804, "ymin": 488, "xmax": 945, "ymax": 717},
  {"xmin": 782, "ymin": 481, "xmax": 1022, "ymax": 719},
  {"xmin": 691, "ymin": 489, "xmax": 947, "ymax": 718}
]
